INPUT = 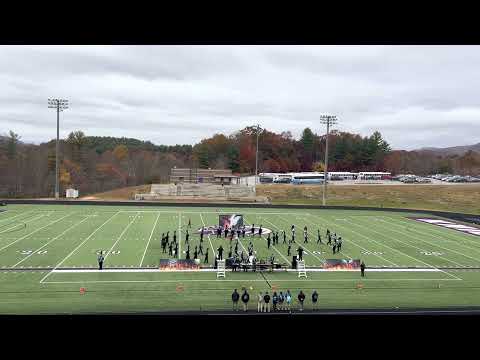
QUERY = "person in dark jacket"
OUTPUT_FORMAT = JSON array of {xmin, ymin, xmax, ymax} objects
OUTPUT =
[
  {"xmin": 232, "ymin": 289, "xmax": 240, "ymax": 311},
  {"xmin": 263, "ymin": 291, "xmax": 271, "ymax": 313},
  {"xmin": 97, "ymin": 251, "xmax": 104, "ymax": 270},
  {"xmin": 298, "ymin": 290, "xmax": 306, "ymax": 311},
  {"xmin": 241, "ymin": 288, "xmax": 250, "ymax": 312},
  {"xmin": 272, "ymin": 292, "xmax": 278, "ymax": 312},
  {"xmin": 218, "ymin": 245, "xmax": 224, "ymax": 260},
  {"xmin": 360, "ymin": 261, "xmax": 366, "ymax": 277},
  {"xmin": 297, "ymin": 246, "xmax": 304, "ymax": 261},
  {"xmin": 312, "ymin": 290, "xmax": 319, "ymax": 310}
]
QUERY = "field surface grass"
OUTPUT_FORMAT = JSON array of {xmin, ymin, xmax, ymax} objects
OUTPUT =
[{"xmin": 1, "ymin": 204, "xmax": 480, "ymax": 314}]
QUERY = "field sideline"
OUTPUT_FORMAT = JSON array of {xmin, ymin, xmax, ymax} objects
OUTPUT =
[{"xmin": 1, "ymin": 204, "xmax": 480, "ymax": 314}]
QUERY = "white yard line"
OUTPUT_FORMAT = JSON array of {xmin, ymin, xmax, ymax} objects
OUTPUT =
[
  {"xmin": 344, "ymin": 217, "xmax": 462, "ymax": 280},
  {"xmin": 13, "ymin": 215, "xmax": 91, "ymax": 268},
  {"xmin": 348, "ymin": 217, "xmax": 466, "ymax": 267},
  {"xmin": 104, "ymin": 212, "xmax": 140, "ymax": 260},
  {"xmin": 139, "ymin": 212, "xmax": 161, "ymax": 266},
  {"xmin": 308, "ymin": 214, "xmax": 399, "ymax": 266},
  {"xmin": 0, "ymin": 210, "xmax": 34, "ymax": 223},
  {"xmin": 0, "ymin": 213, "xmax": 71, "ymax": 253},
  {"xmin": 243, "ymin": 217, "xmax": 291, "ymax": 265},
  {"xmin": 39, "ymin": 211, "xmax": 121, "ymax": 283},
  {"xmin": 272, "ymin": 215, "xmax": 327, "ymax": 265},
  {"xmin": 386, "ymin": 216, "xmax": 480, "ymax": 255},
  {"xmin": 301, "ymin": 215, "xmax": 354, "ymax": 260},
  {"xmin": 118, "ymin": 210, "xmax": 309, "ymax": 216},
  {"xmin": 178, "ymin": 212, "xmax": 181, "ymax": 259},
  {"xmin": 199, "ymin": 213, "xmax": 216, "ymax": 258},
  {"xmin": 376, "ymin": 218, "xmax": 480, "ymax": 265},
  {"xmin": 0, "ymin": 214, "xmax": 45, "ymax": 235}
]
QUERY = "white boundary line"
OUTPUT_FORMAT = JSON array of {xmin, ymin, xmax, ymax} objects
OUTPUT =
[
  {"xmin": 139, "ymin": 212, "xmax": 161, "ymax": 266},
  {"xmin": 13, "ymin": 215, "xmax": 91, "ymax": 268},
  {"xmin": 0, "ymin": 213, "xmax": 71, "ymax": 253},
  {"xmin": 39, "ymin": 211, "xmax": 121, "ymax": 283},
  {"xmin": 49, "ymin": 267, "xmax": 445, "ymax": 273},
  {"xmin": 104, "ymin": 212, "xmax": 139, "ymax": 260}
]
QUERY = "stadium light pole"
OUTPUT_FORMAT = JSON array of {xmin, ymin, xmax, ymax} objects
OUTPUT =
[
  {"xmin": 320, "ymin": 115, "xmax": 337, "ymax": 206},
  {"xmin": 254, "ymin": 124, "xmax": 262, "ymax": 186},
  {"xmin": 48, "ymin": 99, "xmax": 69, "ymax": 200}
]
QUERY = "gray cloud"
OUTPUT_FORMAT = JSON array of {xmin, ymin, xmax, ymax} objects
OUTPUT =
[{"xmin": 1, "ymin": 45, "xmax": 479, "ymax": 149}]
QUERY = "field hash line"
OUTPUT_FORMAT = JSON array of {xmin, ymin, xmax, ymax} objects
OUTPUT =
[
  {"xmin": 39, "ymin": 211, "xmax": 121, "ymax": 284},
  {"xmin": 139, "ymin": 212, "xmax": 161, "ymax": 266}
]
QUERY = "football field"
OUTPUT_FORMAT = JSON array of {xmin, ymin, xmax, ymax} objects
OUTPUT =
[{"xmin": 1, "ymin": 204, "xmax": 480, "ymax": 314}]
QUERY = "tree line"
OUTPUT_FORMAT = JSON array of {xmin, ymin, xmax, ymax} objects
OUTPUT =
[{"xmin": 1, "ymin": 127, "xmax": 479, "ymax": 198}]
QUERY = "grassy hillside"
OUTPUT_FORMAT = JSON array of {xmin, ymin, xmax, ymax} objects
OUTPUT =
[
  {"xmin": 256, "ymin": 184, "xmax": 480, "ymax": 214},
  {"xmin": 81, "ymin": 184, "xmax": 151, "ymax": 200}
]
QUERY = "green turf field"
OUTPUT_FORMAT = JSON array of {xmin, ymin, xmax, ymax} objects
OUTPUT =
[{"xmin": 1, "ymin": 204, "xmax": 480, "ymax": 314}]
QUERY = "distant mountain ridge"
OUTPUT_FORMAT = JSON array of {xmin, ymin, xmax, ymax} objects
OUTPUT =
[{"xmin": 417, "ymin": 143, "xmax": 480, "ymax": 156}]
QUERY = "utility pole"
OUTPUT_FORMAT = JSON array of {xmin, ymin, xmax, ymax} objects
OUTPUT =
[
  {"xmin": 254, "ymin": 124, "xmax": 262, "ymax": 186},
  {"xmin": 320, "ymin": 115, "xmax": 337, "ymax": 206},
  {"xmin": 48, "ymin": 99, "xmax": 69, "ymax": 199}
]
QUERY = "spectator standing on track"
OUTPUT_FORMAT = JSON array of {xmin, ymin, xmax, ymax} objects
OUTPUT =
[
  {"xmin": 264, "ymin": 292, "xmax": 271, "ymax": 313},
  {"xmin": 278, "ymin": 291, "xmax": 285, "ymax": 311},
  {"xmin": 258, "ymin": 292, "xmax": 264, "ymax": 312},
  {"xmin": 97, "ymin": 250, "xmax": 104, "ymax": 270},
  {"xmin": 232, "ymin": 289, "xmax": 240, "ymax": 311},
  {"xmin": 241, "ymin": 288, "xmax": 250, "ymax": 312},
  {"xmin": 286, "ymin": 290, "xmax": 292, "ymax": 313},
  {"xmin": 312, "ymin": 290, "xmax": 318, "ymax": 311},
  {"xmin": 298, "ymin": 290, "xmax": 306, "ymax": 312},
  {"xmin": 218, "ymin": 245, "xmax": 224, "ymax": 260},
  {"xmin": 361, "ymin": 261, "xmax": 366, "ymax": 277},
  {"xmin": 272, "ymin": 292, "xmax": 278, "ymax": 312}
]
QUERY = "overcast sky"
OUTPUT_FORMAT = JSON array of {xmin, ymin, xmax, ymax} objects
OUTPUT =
[{"xmin": 1, "ymin": 45, "xmax": 479, "ymax": 150}]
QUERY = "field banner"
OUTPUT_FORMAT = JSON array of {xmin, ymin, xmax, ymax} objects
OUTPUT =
[
  {"xmin": 412, "ymin": 218, "xmax": 480, "ymax": 237},
  {"xmin": 159, "ymin": 259, "xmax": 200, "ymax": 270},
  {"xmin": 324, "ymin": 259, "xmax": 360, "ymax": 270},
  {"xmin": 219, "ymin": 214, "xmax": 244, "ymax": 229}
]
